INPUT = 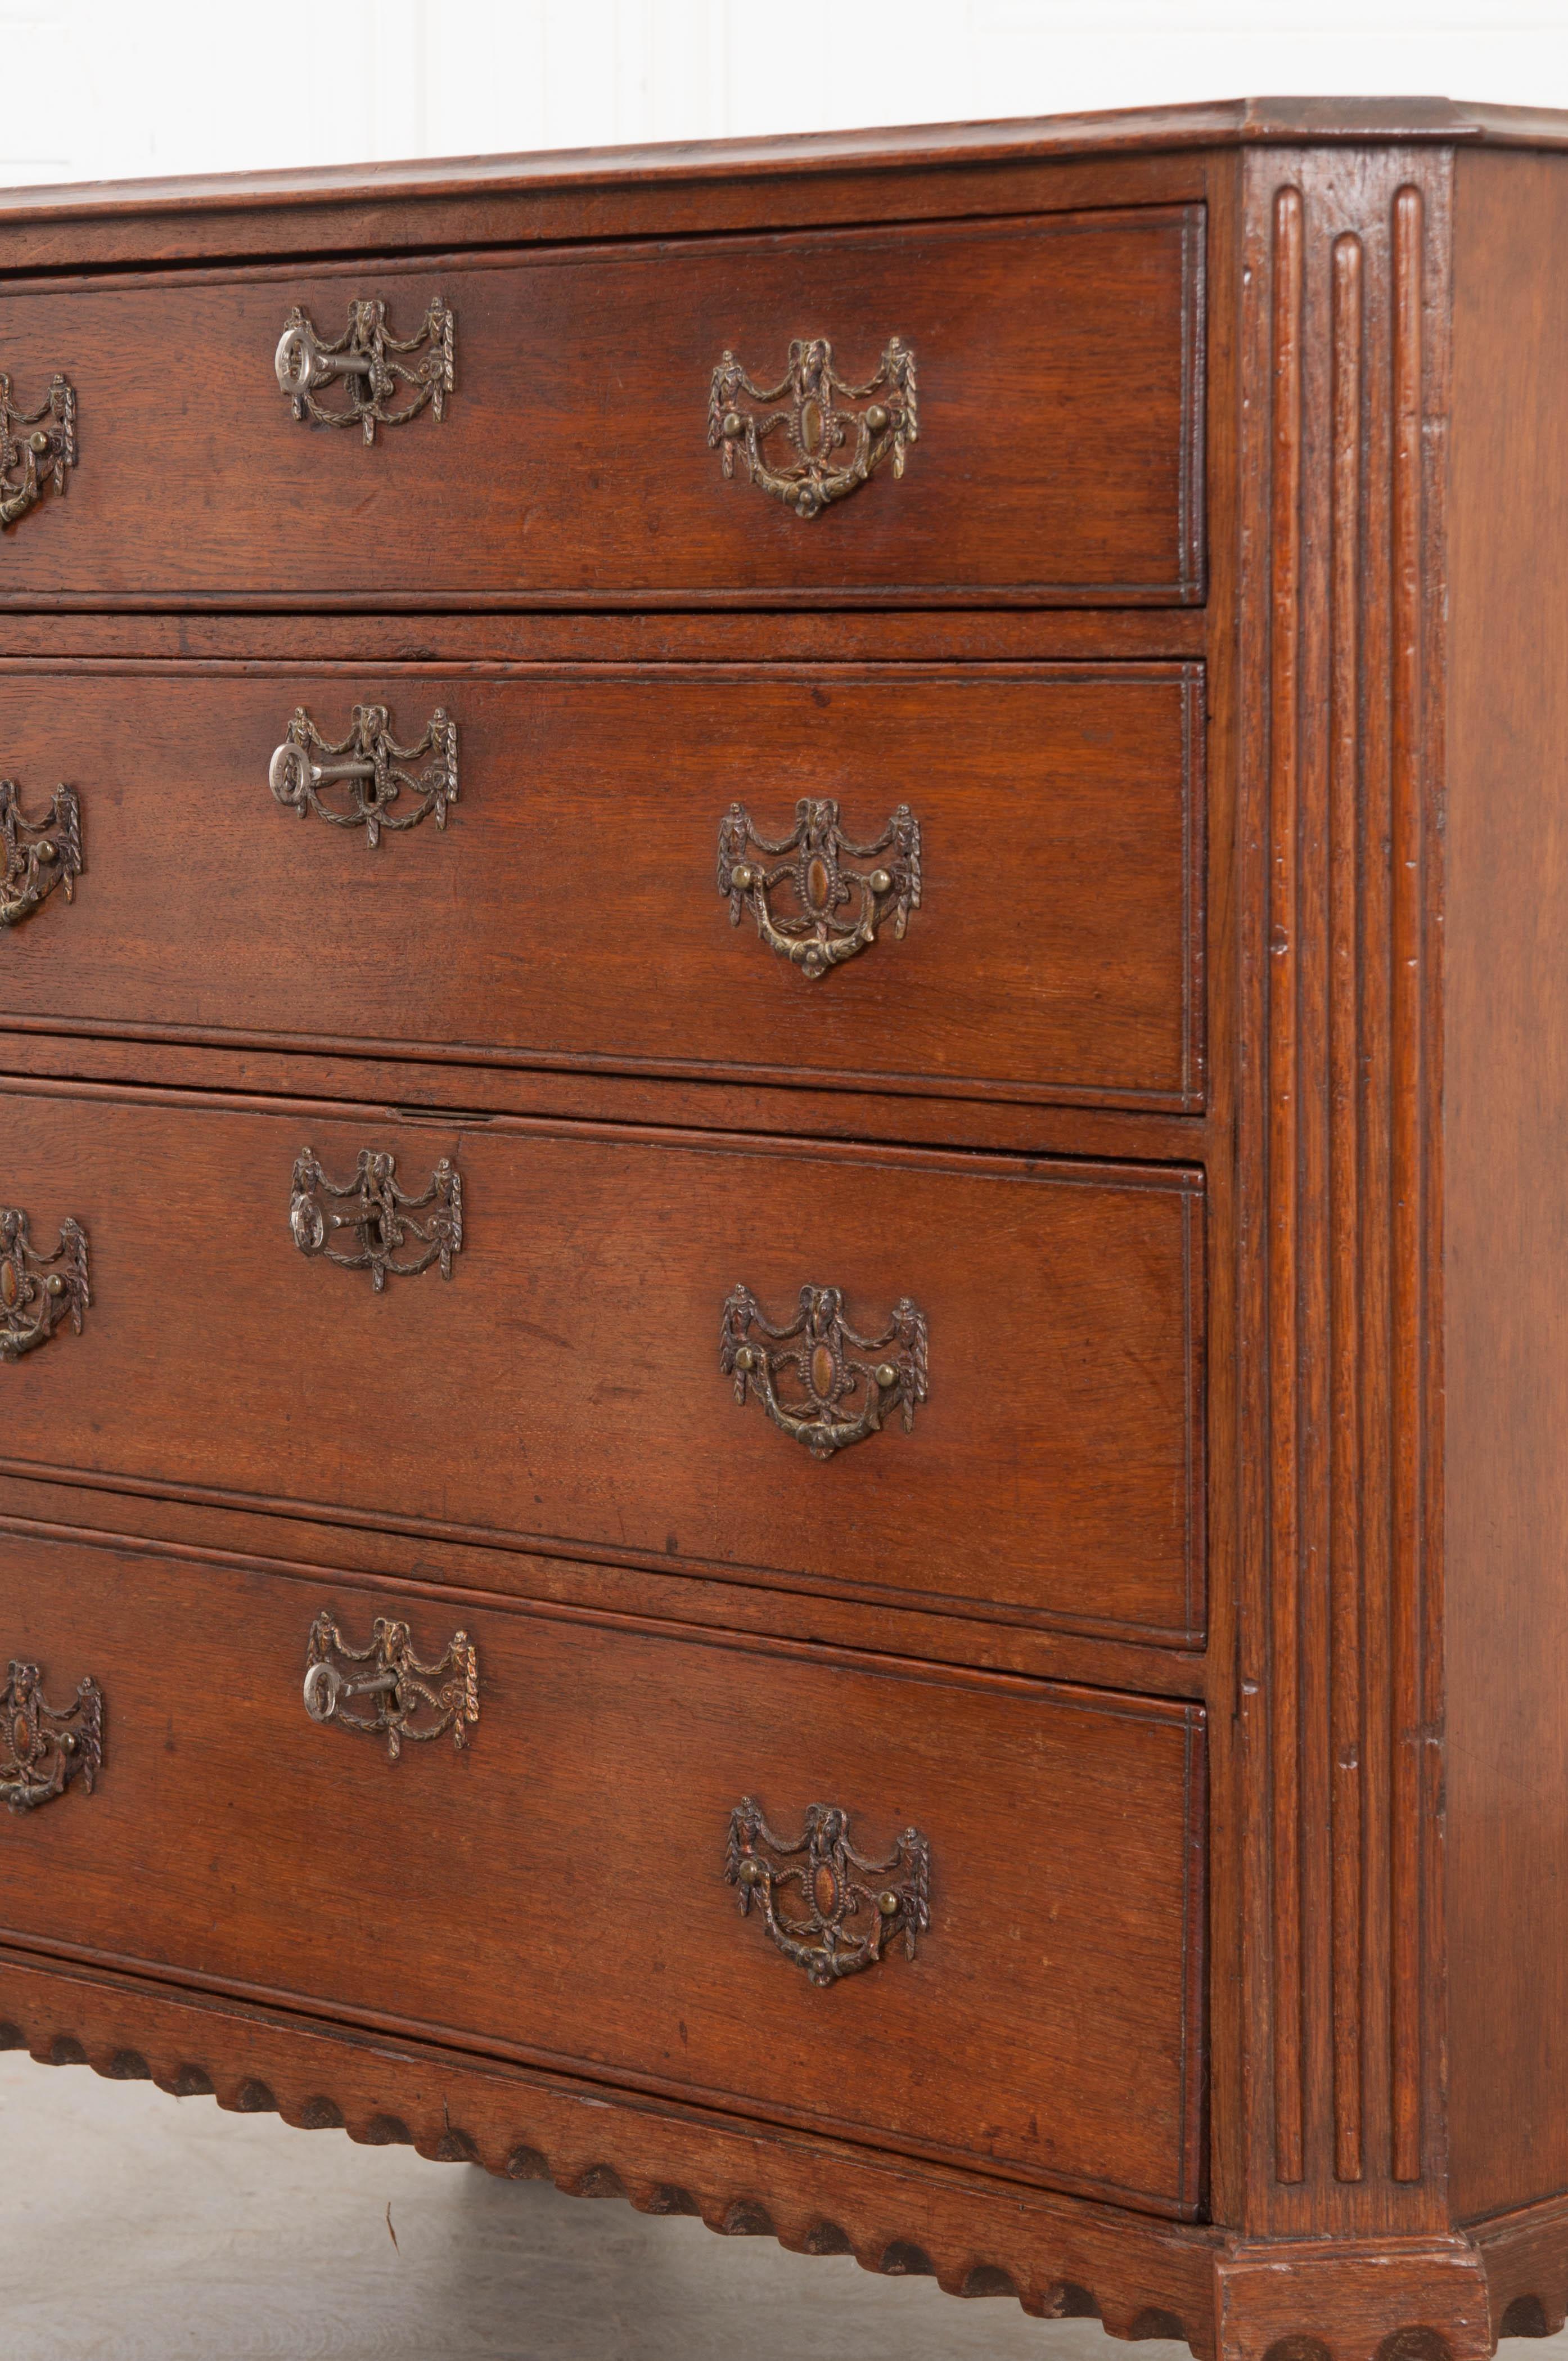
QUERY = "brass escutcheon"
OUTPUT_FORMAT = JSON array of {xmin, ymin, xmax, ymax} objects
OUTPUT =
[
  {"xmin": 290, "ymin": 1147, "xmax": 462, "ymax": 1292},
  {"xmin": 726, "ymin": 1798, "xmax": 930, "ymax": 1986},
  {"xmin": 708, "ymin": 335, "xmax": 916, "ymax": 519},
  {"xmin": 276, "ymin": 296, "xmax": 454, "ymax": 444},
  {"xmin": 0, "ymin": 1208, "xmax": 89, "ymax": 1360},
  {"xmin": 0, "ymin": 371, "xmax": 75, "ymax": 527},
  {"xmin": 720, "ymin": 1281, "xmax": 927, "ymax": 1459},
  {"xmin": 0, "ymin": 779, "xmax": 82, "ymax": 927},
  {"xmin": 269, "ymin": 704, "xmax": 457, "ymax": 846},
  {"xmin": 303, "ymin": 1611, "xmax": 478, "ymax": 1762},
  {"xmin": 1, "ymin": 1658, "xmax": 103, "ymax": 1811},
  {"xmin": 718, "ymin": 797, "xmax": 920, "ymax": 978}
]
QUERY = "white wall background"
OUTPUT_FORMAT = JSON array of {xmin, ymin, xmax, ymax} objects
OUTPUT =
[{"xmin": 3, "ymin": 0, "xmax": 1567, "ymax": 189}]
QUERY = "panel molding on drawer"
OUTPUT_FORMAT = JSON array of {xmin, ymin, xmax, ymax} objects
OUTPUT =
[
  {"xmin": 0, "ymin": 207, "xmax": 1205, "ymax": 610},
  {"xmin": 0, "ymin": 1077, "xmax": 1206, "ymax": 1648},
  {"xmin": 0, "ymin": 1484, "xmax": 1209, "ymax": 1701},
  {"xmin": 0, "ymin": 659, "xmax": 1205, "ymax": 1115},
  {"xmin": 0, "ymin": 1523, "xmax": 1207, "ymax": 2217}
]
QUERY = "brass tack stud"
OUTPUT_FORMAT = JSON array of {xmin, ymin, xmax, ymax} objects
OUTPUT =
[
  {"xmin": 26, "ymin": 430, "xmax": 49, "ymax": 455},
  {"xmin": 729, "ymin": 862, "xmax": 754, "ymax": 890},
  {"xmin": 44, "ymin": 1274, "xmax": 64, "ymax": 1297},
  {"xmin": 874, "ymin": 1362, "xmax": 898, "ymax": 1389},
  {"xmin": 733, "ymin": 1344, "xmax": 756, "ymax": 1374},
  {"xmin": 865, "ymin": 403, "xmax": 890, "ymax": 433},
  {"xmin": 738, "ymin": 1856, "xmax": 765, "ymax": 1887},
  {"xmin": 876, "ymin": 1890, "xmax": 902, "ymax": 1917},
  {"xmin": 722, "ymin": 410, "xmax": 744, "ymax": 439},
  {"xmin": 868, "ymin": 867, "xmax": 892, "ymax": 894}
]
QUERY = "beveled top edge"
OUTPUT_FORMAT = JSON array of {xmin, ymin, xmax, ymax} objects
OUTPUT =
[
  {"xmin": 0, "ymin": 95, "xmax": 1560, "ymax": 280},
  {"xmin": 0, "ymin": 95, "xmax": 1561, "ymax": 226}
]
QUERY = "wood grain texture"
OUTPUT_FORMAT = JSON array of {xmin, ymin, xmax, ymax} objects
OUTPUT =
[
  {"xmin": 0, "ymin": 210, "xmax": 1202, "ymax": 609},
  {"xmin": 0, "ymin": 663, "xmax": 1203, "ymax": 1112},
  {"xmin": 0, "ymin": 100, "xmax": 1560, "ymax": 280},
  {"xmin": 0, "ymin": 1948, "xmax": 1226, "ymax": 2350},
  {"xmin": 1213, "ymin": 2238, "xmax": 1490, "ymax": 2361},
  {"xmin": 0, "ymin": 609, "xmax": 1208, "ymax": 663},
  {"xmin": 1227, "ymin": 145, "xmax": 1451, "ymax": 2234},
  {"xmin": 0, "ymin": 1526, "xmax": 1207, "ymax": 2215},
  {"xmin": 10, "ymin": 1942, "xmax": 1568, "ymax": 2361},
  {"xmin": 1444, "ymin": 148, "xmax": 1568, "ymax": 2226},
  {"xmin": 7, "ymin": 1917, "xmax": 1561, "ymax": 2361},
  {"xmin": 0, "ymin": 1026, "xmax": 1211, "ymax": 1167},
  {"xmin": 0, "ymin": 1079, "xmax": 1204, "ymax": 1646},
  {"xmin": 1327, "ymin": 220, "xmax": 1366, "ymax": 2188},
  {"xmin": 0, "ymin": 1483, "xmax": 1210, "ymax": 1701},
  {"xmin": 0, "ymin": 155, "xmax": 1213, "ymax": 285},
  {"xmin": 20, "ymin": 103, "xmax": 1568, "ymax": 2360},
  {"xmin": 1189, "ymin": 136, "xmax": 1246, "ymax": 2238},
  {"xmin": 1470, "ymin": 2188, "xmax": 1568, "ymax": 2342}
]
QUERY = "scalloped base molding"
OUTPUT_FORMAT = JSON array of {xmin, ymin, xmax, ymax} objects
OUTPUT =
[
  {"xmin": 1, "ymin": 1945, "xmax": 1564, "ymax": 2361},
  {"xmin": 0, "ymin": 1945, "xmax": 1225, "ymax": 2346}
]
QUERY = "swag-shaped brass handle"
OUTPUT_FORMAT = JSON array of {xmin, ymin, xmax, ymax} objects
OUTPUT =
[
  {"xmin": 290, "ymin": 1146, "xmax": 463, "ymax": 1292},
  {"xmin": 0, "ymin": 371, "xmax": 75, "ymax": 528},
  {"xmin": 726, "ymin": 1798, "xmax": 930, "ymax": 1986},
  {"xmin": 276, "ymin": 296, "xmax": 454, "ymax": 443},
  {"xmin": 718, "ymin": 798, "xmax": 920, "ymax": 979},
  {"xmin": 720, "ymin": 1282, "xmax": 927, "ymax": 1460},
  {"xmin": 0, "ymin": 1208, "xmax": 89, "ymax": 1360},
  {"xmin": 0, "ymin": 780, "xmax": 82, "ymax": 927},
  {"xmin": 269, "ymin": 704, "xmax": 457, "ymax": 846},
  {"xmin": 303, "ymin": 1610, "xmax": 478, "ymax": 1762},
  {"xmin": 1, "ymin": 1658, "xmax": 103, "ymax": 1812},
  {"xmin": 708, "ymin": 335, "xmax": 916, "ymax": 519}
]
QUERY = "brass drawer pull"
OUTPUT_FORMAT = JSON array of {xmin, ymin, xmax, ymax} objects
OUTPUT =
[
  {"xmin": 720, "ymin": 1282, "xmax": 927, "ymax": 1460},
  {"xmin": 708, "ymin": 335, "xmax": 916, "ymax": 519},
  {"xmin": 0, "ymin": 779, "xmax": 82, "ymax": 927},
  {"xmin": 275, "ymin": 296, "xmax": 454, "ymax": 443},
  {"xmin": 2, "ymin": 1658, "xmax": 103, "ymax": 1812},
  {"xmin": 719, "ymin": 798, "xmax": 920, "ymax": 979},
  {"xmin": 0, "ymin": 370, "xmax": 75, "ymax": 528},
  {"xmin": 304, "ymin": 1611, "xmax": 478, "ymax": 1761},
  {"xmin": 290, "ymin": 1147, "xmax": 462, "ymax": 1292},
  {"xmin": 269, "ymin": 704, "xmax": 457, "ymax": 847},
  {"xmin": 0, "ymin": 1208, "xmax": 89, "ymax": 1360},
  {"xmin": 726, "ymin": 1798, "xmax": 930, "ymax": 1987}
]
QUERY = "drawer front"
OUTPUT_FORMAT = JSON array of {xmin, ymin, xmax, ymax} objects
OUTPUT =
[
  {"xmin": 0, "ymin": 1532, "xmax": 1206, "ymax": 2213},
  {"xmin": 0, "ymin": 209, "xmax": 1202, "ymax": 606},
  {"xmin": 0, "ymin": 1090, "xmax": 1202, "ymax": 1644},
  {"xmin": 0, "ymin": 664, "xmax": 1201, "ymax": 1111}
]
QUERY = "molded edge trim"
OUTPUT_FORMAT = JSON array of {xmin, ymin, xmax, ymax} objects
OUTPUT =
[{"xmin": 0, "ymin": 99, "xmax": 1540, "ymax": 233}]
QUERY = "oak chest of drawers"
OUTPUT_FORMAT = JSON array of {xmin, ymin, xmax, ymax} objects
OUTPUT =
[{"xmin": 4, "ymin": 93, "xmax": 1568, "ymax": 2361}]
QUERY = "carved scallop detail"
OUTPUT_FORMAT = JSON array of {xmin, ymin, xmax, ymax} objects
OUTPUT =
[
  {"xmin": 0, "ymin": 1971, "xmax": 1216, "ymax": 2351},
  {"xmin": 295, "ymin": 2095, "xmax": 345, "ymax": 2131},
  {"xmin": 1375, "ymin": 2336, "xmax": 1454, "ymax": 2361},
  {"xmin": 1499, "ymin": 2299, "xmax": 1556, "ymax": 2342}
]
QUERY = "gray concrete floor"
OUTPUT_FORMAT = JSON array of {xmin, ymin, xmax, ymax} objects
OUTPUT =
[{"xmin": 2, "ymin": 2047, "xmax": 1184, "ymax": 2359}]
